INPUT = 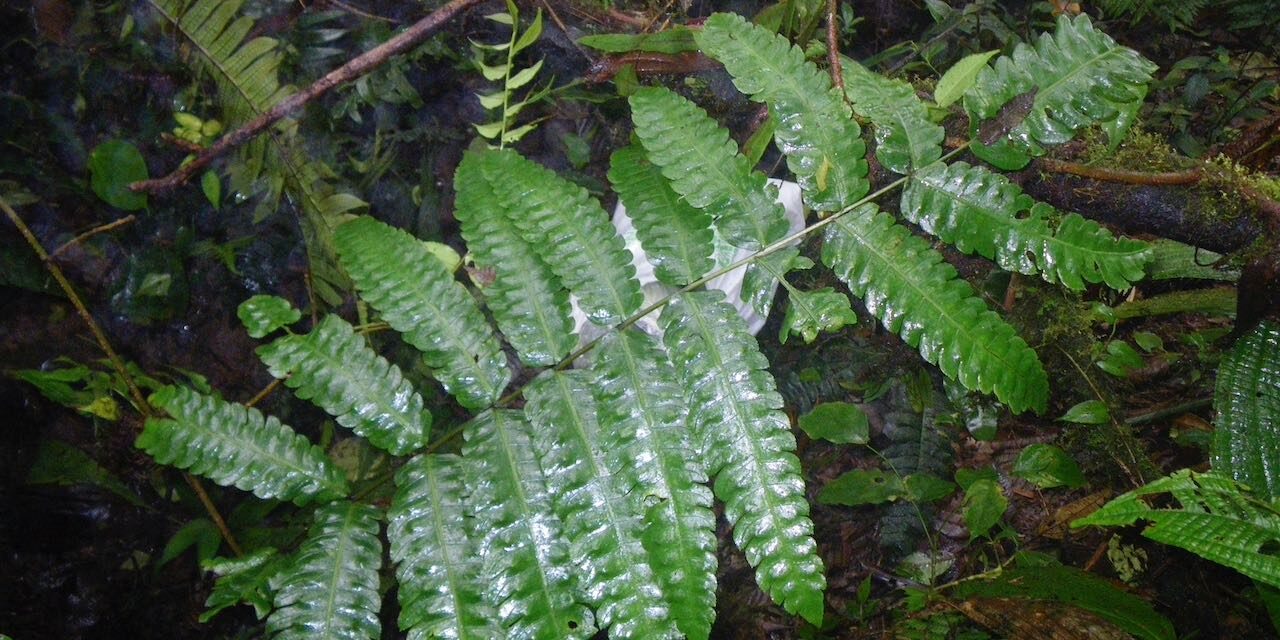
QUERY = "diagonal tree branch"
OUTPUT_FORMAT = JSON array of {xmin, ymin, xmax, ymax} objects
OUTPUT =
[{"xmin": 131, "ymin": 0, "xmax": 483, "ymax": 194}]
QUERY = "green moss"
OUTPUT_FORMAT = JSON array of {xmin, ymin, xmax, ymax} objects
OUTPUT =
[{"xmin": 1078, "ymin": 126, "xmax": 1195, "ymax": 172}]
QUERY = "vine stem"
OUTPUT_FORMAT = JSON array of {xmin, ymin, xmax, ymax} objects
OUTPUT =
[{"xmin": 0, "ymin": 194, "xmax": 243, "ymax": 556}]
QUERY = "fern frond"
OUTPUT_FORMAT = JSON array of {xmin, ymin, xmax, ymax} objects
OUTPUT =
[
  {"xmin": 455, "ymin": 150, "xmax": 576, "ymax": 366},
  {"xmin": 1212, "ymin": 321, "xmax": 1280, "ymax": 500},
  {"xmin": 389, "ymin": 454, "xmax": 500, "ymax": 640},
  {"xmin": 696, "ymin": 12, "xmax": 868, "ymax": 210},
  {"xmin": 257, "ymin": 314, "xmax": 430, "ymax": 456},
  {"xmin": 608, "ymin": 144, "xmax": 716, "ymax": 287},
  {"xmin": 333, "ymin": 216, "xmax": 510, "ymax": 410},
  {"xmin": 840, "ymin": 60, "xmax": 944, "ymax": 175},
  {"xmin": 659, "ymin": 292, "xmax": 826, "ymax": 625},
  {"xmin": 591, "ymin": 329, "xmax": 717, "ymax": 640},
  {"xmin": 879, "ymin": 403, "xmax": 955, "ymax": 556},
  {"xmin": 1097, "ymin": 0, "xmax": 1208, "ymax": 31},
  {"xmin": 964, "ymin": 14, "xmax": 1157, "ymax": 160},
  {"xmin": 630, "ymin": 86, "xmax": 791, "ymax": 250},
  {"xmin": 524, "ymin": 370, "xmax": 683, "ymax": 638},
  {"xmin": 479, "ymin": 147, "xmax": 643, "ymax": 326},
  {"xmin": 1074, "ymin": 470, "xmax": 1280, "ymax": 588},
  {"xmin": 821, "ymin": 205, "xmax": 1048, "ymax": 413},
  {"xmin": 138, "ymin": 385, "xmax": 348, "ymax": 504},
  {"xmin": 901, "ymin": 161, "xmax": 1150, "ymax": 290},
  {"xmin": 462, "ymin": 410, "xmax": 596, "ymax": 639},
  {"xmin": 267, "ymin": 502, "xmax": 383, "ymax": 640}
]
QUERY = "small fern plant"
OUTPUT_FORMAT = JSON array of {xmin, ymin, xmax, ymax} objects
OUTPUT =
[{"xmin": 138, "ymin": 11, "xmax": 1159, "ymax": 639}]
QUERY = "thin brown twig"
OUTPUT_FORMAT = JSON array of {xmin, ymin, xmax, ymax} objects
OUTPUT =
[
  {"xmin": 1, "ymin": 194, "xmax": 243, "ymax": 556},
  {"xmin": 826, "ymin": 0, "xmax": 844, "ymax": 93},
  {"xmin": 322, "ymin": 0, "xmax": 397, "ymax": 23},
  {"xmin": 48, "ymin": 215, "xmax": 137, "ymax": 260},
  {"xmin": 244, "ymin": 377, "xmax": 284, "ymax": 408},
  {"xmin": 131, "ymin": 0, "xmax": 483, "ymax": 194},
  {"xmin": 1036, "ymin": 158, "xmax": 1202, "ymax": 186}
]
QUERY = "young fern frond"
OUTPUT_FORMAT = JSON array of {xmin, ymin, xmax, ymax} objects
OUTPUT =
[
  {"xmin": 659, "ymin": 291, "xmax": 826, "ymax": 625},
  {"xmin": 257, "ymin": 313, "xmax": 431, "ymax": 456},
  {"xmin": 388, "ymin": 454, "xmax": 500, "ymax": 640},
  {"xmin": 963, "ymin": 14, "xmax": 1158, "ymax": 168},
  {"xmin": 462, "ymin": 410, "xmax": 596, "ymax": 639},
  {"xmin": 840, "ymin": 60, "xmax": 945, "ymax": 175},
  {"xmin": 696, "ymin": 12, "xmax": 869, "ymax": 211},
  {"xmin": 479, "ymin": 147, "xmax": 644, "ymax": 326},
  {"xmin": 821, "ymin": 205, "xmax": 1049, "ymax": 414},
  {"xmin": 267, "ymin": 502, "xmax": 383, "ymax": 640},
  {"xmin": 454, "ymin": 150, "xmax": 577, "ymax": 366},
  {"xmin": 901, "ymin": 161, "xmax": 1151, "ymax": 290},
  {"xmin": 524, "ymin": 371, "xmax": 683, "ymax": 638},
  {"xmin": 138, "ymin": 385, "xmax": 348, "ymax": 504},
  {"xmin": 608, "ymin": 144, "xmax": 717, "ymax": 287},
  {"xmin": 333, "ymin": 217, "xmax": 511, "ymax": 410},
  {"xmin": 472, "ymin": 0, "xmax": 547, "ymax": 145},
  {"xmin": 592, "ymin": 329, "xmax": 717, "ymax": 640}
]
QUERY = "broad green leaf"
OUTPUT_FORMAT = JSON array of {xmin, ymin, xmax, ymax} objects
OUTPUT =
[
  {"xmin": 201, "ymin": 171, "xmax": 221, "ymax": 208},
  {"xmin": 334, "ymin": 216, "xmax": 511, "ymax": 410},
  {"xmin": 257, "ymin": 314, "xmax": 431, "ymax": 456},
  {"xmin": 1212, "ymin": 321, "xmax": 1280, "ymax": 500},
  {"xmin": 578, "ymin": 28, "xmax": 699, "ymax": 54},
  {"xmin": 159, "ymin": 518, "xmax": 221, "ymax": 567},
  {"xmin": 26, "ymin": 438, "xmax": 147, "ymax": 507},
  {"xmin": 797, "ymin": 401, "xmax": 870, "ymax": 445},
  {"xmin": 138, "ymin": 385, "xmax": 348, "ymax": 505},
  {"xmin": 822, "ymin": 204, "xmax": 1049, "ymax": 414},
  {"xmin": 507, "ymin": 59, "xmax": 544, "ymax": 90},
  {"xmin": 512, "ymin": 9, "xmax": 543, "ymax": 53},
  {"xmin": 389, "ymin": 454, "xmax": 500, "ymax": 640},
  {"xmin": 1097, "ymin": 340, "xmax": 1143, "ymax": 377},
  {"xmin": 697, "ymin": 13, "xmax": 868, "ymax": 210},
  {"xmin": 660, "ymin": 291, "xmax": 826, "ymax": 625},
  {"xmin": 89, "ymin": 140, "xmax": 149, "ymax": 210},
  {"xmin": 237, "ymin": 295, "xmax": 301, "ymax": 338},
  {"xmin": 1012, "ymin": 444, "xmax": 1085, "ymax": 489},
  {"xmin": 267, "ymin": 502, "xmax": 382, "ymax": 640},
  {"xmin": 955, "ymin": 467, "xmax": 998, "ymax": 490},
  {"xmin": 819, "ymin": 469, "xmax": 905, "ymax": 506},
  {"xmin": 904, "ymin": 474, "xmax": 956, "ymax": 503},
  {"xmin": 841, "ymin": 60, "xmax": 944, "ymax": 174},
  {"xmin": 963, "ymin": 478, "xmax": 1007, "ymax": 539},
  {"xmin": 934, "ymin": 50, "xmax": 998, "ymax": 108},
  {"xmin": 781, "ymin": 288, "xmax": 860, "ymax": 344},
  {"xmin": 455, "ymin": 150, "xmax": 576, "ymax": 366},
  {"xmin": 1074, "ymin": 471, "xmax": 1280, "ymax": 588},
  {"xmin": 202, "ymin": 548, "xmax": 284, "ymax": 621},
  {"xmin": 525, "ymin": 371, "xmax": 683, "ymax": 638},
  {"xmin": 1059, "ymin": 400, "xmax": 1111, "ymax": 425}
]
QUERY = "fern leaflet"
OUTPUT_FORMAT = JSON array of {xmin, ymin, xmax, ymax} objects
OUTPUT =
[
  {"xmin": 840, "ymin": 59, "xmax": 945, "ymax": 174},
  {"xmin": 901, "ymin": 161, "xmax": 1150, "ymax": 290},
  {"xmin": 524, "ymin": 371, "xmax": 682, "ymax": 638},
  {"xmin": 267, "ymin": 502, "xmax": 383, "ymax": 640},
  {"xmin": 257, "ymin": 314, "xmax": 431, "ymax": 456},
  {"xmin": 659, "ymin": 291, "xmax": 826, "ymax": 625},
  {"xmin": 592, "ymin": 329, "xmax": 718, "ymax": 640},
  {"xmin": 334, "ymin": 216, "xmax": 511, "ymax": 410},
  {"xmin": 1212, "ymin": 321, "xmax": 1280, "ymax": 500},
  {"xmin": 389, "ymin": 454, "xmax": 500, "ymax": 640},
  {"xmin": 821, "ymin": 205, "xmax": 1049, "ymax": 413},
  {"xmin": 138, "ymin": 385, "xmax": 348, "ymax": 504}
]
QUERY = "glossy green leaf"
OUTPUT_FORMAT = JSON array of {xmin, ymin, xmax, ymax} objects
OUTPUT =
[
  {"xmin": 389, "ymin": 454, "xmax": 500, "ymax": 640},
  {"xmin": 334, "ymin": 216, "xmax": 511, "ymax": 410},
  {"xmin": 1012, "ymin": 444, "xmax": 1085, "ymax": 489},
  {"xmin": 480, "ymin": 147, "xmax": 643, "ymax": 326},
  {"xmin": 904, "ymin": 474, "xmax": 956, "ymax": 503},
  {"xmin": 841, "ymin": 60, "xmax": 944, "ymax": 174},
  {"xmin": 797, "ymin": 401, "xmax": 870, "ymax": 444},
  {"xmin": 455, "ymin": 150, "xmax": 576, "ymax": 365},
  {"xmin": 592, "ymin": 329, "xmax": 717, "ymax": 640},
  {"xmin": 202, "ymin": 548, "xmax": 284, "ymax": 621},
  {"xmin": 1097, "ymin": 340, "xmax": 1144, "ymax": 377},
  {"xmin": 901, "ymin": 161, "xmax": 1150, "ymax": 291},
  {"xmin": 934, "ymin": 50, "xmax": 998, "ymax": 108},
  {"xmin": 660, "ymin": 292, "xmax": 825, "ymax": 625},
  {"xmin": 1212, "ymin": 321, "xmax": 1280, "ymax": 500},
  {"xmin": 962, "ymin": 478, "xmax": 1007, "ymax": 539},
  {"xmin": 1074, "ymin": 470, "xmax": 1280, "ymax": 588},
  {"xmin": 462, "ymin": 410, "xmax": 596, "ymax": 639},
  {"xmin": 630, "ymin": 86, "xmax": 791, "ymax": 250},
  {"xmin": 819, "ymin": 469, "xmax": 905, "ymax": 506},
  {"xmin": 578, "ymin": 28, "xmax": 699, "ymax": 54},
  {"xmin": 138, "ymin": 385, "xmax": 348, "ymax": 505},
  {"xmin": 525, "ymin": 371, "xmax": 682, "ymax": 638},
  {"xmin": 89, "ymin": 140, "xmax": 149, "ymax": 210},
  {"xmin": 822, "ymin": 204, "xmax": 1048, "ymax": 414},
  {"xmin": 201, "ymin": 170, "xmax": 221, "ymax": 208},
  {"xmin": 697, "ymin": 13, "xmax": 868, "ymax": 210},
  {"xmin": 257, "ymin": 314, "xmax": 430, "ymax": 456},
  {"xmin": 781, "ymin": 288, "xmax": 860, "ymax": 345},
  {"xmin": 237, "ymin": 295, "xmax": 300, "ymax": 338},
  {"xmin": 608, "ymin": 144, "xmax": 716, "ymax": 287},
  {"xmin": 267, "ymin": 502, "xmax": 382, "ymax": 640},
  {"xmin": 1059, "ymin": 400, "xmax": 1111, "ymax": 425}
]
